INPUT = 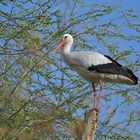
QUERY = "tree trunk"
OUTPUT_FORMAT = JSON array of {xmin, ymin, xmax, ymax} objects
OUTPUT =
[{"xmin": 82, "ymin": 109, "xmax": 99, "ymax": 140}]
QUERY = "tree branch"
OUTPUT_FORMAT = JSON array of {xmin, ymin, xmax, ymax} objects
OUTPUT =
[{"xmin": 82, "ymin": 109, "xmax": 99, "ymax": 140}]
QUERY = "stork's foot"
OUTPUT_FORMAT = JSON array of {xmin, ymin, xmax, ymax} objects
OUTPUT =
[{"xmin": 93, "ymin": 108, "xmax": 99, "ymax": 112}]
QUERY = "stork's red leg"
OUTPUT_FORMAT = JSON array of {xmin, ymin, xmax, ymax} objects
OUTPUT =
[
  {"xmin": 96, "ymin": 80, "xmax": 104, "ymax": 109},
  {"xmin": 92, "ymin": 82, "xmax": 97, "ymax": 109}
]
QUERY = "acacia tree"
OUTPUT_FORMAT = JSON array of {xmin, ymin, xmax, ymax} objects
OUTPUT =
[{"xmin": 0, "ymin": 0, "xmax": 140, "ymax": 139}]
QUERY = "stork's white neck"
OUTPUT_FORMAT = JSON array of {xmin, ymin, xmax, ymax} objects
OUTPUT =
[{"xmin": 62, "ymin": 43, "xmax": 73, "ymax": 55}]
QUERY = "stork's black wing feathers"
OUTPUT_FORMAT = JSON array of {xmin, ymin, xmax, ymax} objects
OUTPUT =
[
  {"xmin": 87, "ymin": 55, "xmax": 138, "ymax": 85},
  {"xmin": 104, "ymin": 55, "xmax": 122, "ymax": 66}
]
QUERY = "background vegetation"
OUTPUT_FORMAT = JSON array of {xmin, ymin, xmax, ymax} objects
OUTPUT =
[{"xmin": 0, "ymin": 0, "xmax": 140, "ymax": 139}]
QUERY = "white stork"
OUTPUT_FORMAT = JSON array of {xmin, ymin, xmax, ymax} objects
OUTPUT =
[{"xmin": 54, "ymin": 34, "xmax": 138, "ymax": 110}]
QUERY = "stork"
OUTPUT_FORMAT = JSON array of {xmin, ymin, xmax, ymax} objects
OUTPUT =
[{"xmin": 54, "ymin": 34, "xmax": 138, "ymax": 110}]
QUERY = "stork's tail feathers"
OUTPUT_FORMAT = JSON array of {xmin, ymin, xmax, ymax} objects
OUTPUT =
[
  {"xmin": 126, "ymin": 68, "xmax": 138, "ymax": 85},
  {"xmin": 104, "ymin": 55, "xmax": 138, "ymax": 85}
]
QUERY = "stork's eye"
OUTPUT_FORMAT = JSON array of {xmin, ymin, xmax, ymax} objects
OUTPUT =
[{"xmin": 65, "ymin": 36, "xmax": 67, "ymax": 39}]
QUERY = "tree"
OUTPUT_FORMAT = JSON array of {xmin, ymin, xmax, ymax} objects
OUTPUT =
[{"xmin": 0, "ymin": 0, "xmax": 140, "ymax": 139}]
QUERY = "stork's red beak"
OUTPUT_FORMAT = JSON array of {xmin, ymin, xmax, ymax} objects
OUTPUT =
[{"xmin": 53, "ymin": 40, "xmax": 65, "ymax": 52}]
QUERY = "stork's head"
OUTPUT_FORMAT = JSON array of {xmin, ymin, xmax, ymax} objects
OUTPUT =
[
  {"xmin": 62, "ymin": 34, "xmax": 73, "ymax": 44},
  {"xmin": 53, "ymin": 34, "xmax": 73, "ymax": 52}
]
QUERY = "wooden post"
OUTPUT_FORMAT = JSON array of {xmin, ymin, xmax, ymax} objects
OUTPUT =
[{"xmin": 82, "ymin": 109, "xmax": 99, "ymax": 140}]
